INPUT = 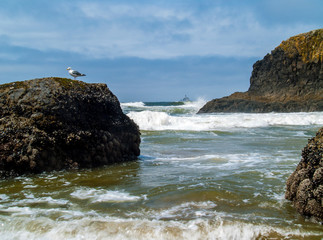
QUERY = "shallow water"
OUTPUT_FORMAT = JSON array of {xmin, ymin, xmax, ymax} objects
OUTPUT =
[{"xmin": 0, "ymin": 100, "xmax": 322, "ymax": 239}]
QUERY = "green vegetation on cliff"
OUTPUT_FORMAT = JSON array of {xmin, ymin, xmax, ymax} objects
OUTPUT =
[{"xmin": 277, "ymin": 28, "xmax": 323, "ymax": 63}]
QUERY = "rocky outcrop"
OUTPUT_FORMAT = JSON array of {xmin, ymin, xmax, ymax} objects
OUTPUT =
[
  {"xmin": 198, "ymin": 29, "xmax": 323, "ymax": 113},
  {"xmin": 285, "ymin": 127, "xmax": 323, "ymax": 223},
  {"xmin": 0, "ymin": 78, "xmax": 141, "ymax": 178}
]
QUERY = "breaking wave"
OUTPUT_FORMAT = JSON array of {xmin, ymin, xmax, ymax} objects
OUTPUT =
[
  {"xmin": 0, "ymin": 200, "xmax": 319, "ymax": 240},
  {"xmin": 127, "ymin": 111, "xmax": 323, "ymax": 131}
]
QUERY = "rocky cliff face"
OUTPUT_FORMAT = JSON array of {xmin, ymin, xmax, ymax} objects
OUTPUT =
[
  {"xmin": 0, "ymin": 78, "xmax": 141, "ymax": 178},
  {"xmin": 285, "ymin": 127, "xmax": 323, "ymax": 223},
  {"xmin": 198, "ymin": 29, "xmax": 323, "ymax": 113}
]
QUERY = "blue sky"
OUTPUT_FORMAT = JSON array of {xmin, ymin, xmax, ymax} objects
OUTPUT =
[{"xmin": 0, "ymin": 0, "xmax": 322, "ymax": 102}]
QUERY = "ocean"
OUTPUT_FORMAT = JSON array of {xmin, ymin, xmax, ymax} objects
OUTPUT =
[{"xmin": 1, "ymin": 100, "xmax": 323, "ymax": 239}]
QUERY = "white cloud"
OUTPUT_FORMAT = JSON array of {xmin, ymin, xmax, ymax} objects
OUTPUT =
[
  {"xmin": 78, "ymin": 2, "xmax": 190, "ymax": 21},
  {"xmin": 0, "ymin": 2, "xmax": 320, "ymax": 60}
]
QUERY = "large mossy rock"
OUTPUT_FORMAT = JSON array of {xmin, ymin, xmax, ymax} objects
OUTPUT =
[
  {"xmin": 285, "ymin": 127, "xmax": 323, "ymax": 223},
  {"xmin": 199, "ymin": 29, "xmax": 323, "ymax": 113},
  {"xmin": 0, "ymin": 77, "xmax": 140, "ymax": 178}
]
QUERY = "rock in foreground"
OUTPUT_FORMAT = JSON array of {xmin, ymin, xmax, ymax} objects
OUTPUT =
[
  {"xmin": 199, "ymin": 29, "xmax": 323, "ymax": 113},
  {"xmin": 285, "ymin": 127, "xmax": 323, "ymax": 223},
  {"xmin": 0, "ymin": 78, "xmax": 140, "ymax": 178}
]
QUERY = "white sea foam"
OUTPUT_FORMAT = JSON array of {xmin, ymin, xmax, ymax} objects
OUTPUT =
[
  {"xmin": 0, "ymin": 194, "xmax": 9, "ymax": 202},
  {"xmin": 157, "ymin": 154, "xmax": 223, "ymax": 162},
  {"xmin": 23, "ymin": 185, "xmax": 37, "ymax": 189},
  {"xmin": 0, "ymin": 214, "xmax": 318, "ymax": 240},
  {"xmin": 121, "ymin": 101, "xmax": 145, "ymax": 108},
  {"xmin": 70, "ymin": 188, "xmax": 142, "ymax": 203},
  {"xmin": 127, "ymin": 111, "xmax": 323, "ymax": 131},
  {"xmin": 151, "ymin": 201, "xmax": 218, "ymax": 220},
  {"xmin": 20, "ymin": 196, "xmax": 69, "ymax": 205},
  {"xmin": 122, "ymin": 99, "xmax": 208, "ymax": 115},
  {"xmin": 0, "ymin": 197, "xmax": 70, "ymax": 213},
  {"xmin": 182, "ymin": 97, "xmax": 207, "ymax": 110},
  {"xmin": 2, "ymin": 206, "xmax": 35, "ymax": 215}
]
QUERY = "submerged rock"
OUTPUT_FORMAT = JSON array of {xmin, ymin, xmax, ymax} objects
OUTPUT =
[
  {"xmin": 199, "ymin": 29, "xmax": 323, "ymax": 113},
  {"xmin": 0, "ymin": 77, "xmax": 140, "ymax": 178},
  {"xmin": 285, "ymin": 127, "xmax": 323, "ymax": 223}
]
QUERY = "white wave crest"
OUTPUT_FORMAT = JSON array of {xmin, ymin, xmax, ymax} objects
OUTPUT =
[
  {"xmin": 0, "ymin": 194, "xmax": 9, "ymax": 202},
  {"xmin": 0, "ymin": 214, "xmax": 317, "ymax": 240},
  {"xmin": 17, "ymin": 196, "xmax": 69, "ymax": 206},
  {"xmin": 127, "ymin": 111, "xmax": 172, "ymax": 130},
  {"xmin": 121, "ymin": 102, "xmax": 145, "ymax": 108},
  {"xmin": 122, "ymin": 98, "xmax": 208, "ymax": 114},
  {"xmin": 127, "ymin": 111, "xmax": 323, "ymax": 131},
  {"xmin": 70, "ymin": 188, "xmax": 142, "ymax": 203},
  {"xmin": 182, "ymin": 97, "xmax": 207, "ymax": 110}
]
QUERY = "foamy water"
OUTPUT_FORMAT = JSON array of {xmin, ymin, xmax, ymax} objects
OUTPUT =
[
  {"xmin": 125, "ymin": 101, "xmax": 323, "ymax": 131},
  {"xmin": 70, "ymin": 188, "xmax": 143, "ymax": 202},
  {"xmin": 1, "ymin": 101, "xmax": 322, "ymax": 239}
]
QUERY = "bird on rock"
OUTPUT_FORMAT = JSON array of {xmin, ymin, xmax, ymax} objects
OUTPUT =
[{"xmin": 67, "ymin": 67, "xmax": 86, "ymax": 80}]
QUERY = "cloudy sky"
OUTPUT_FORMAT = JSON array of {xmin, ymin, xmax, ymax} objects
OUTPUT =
[{"xmin": 1, "ymin": 0, "xmax": 322, "ymax": 101}]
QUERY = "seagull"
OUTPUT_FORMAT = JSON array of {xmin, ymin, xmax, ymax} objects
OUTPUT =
[{"xmin": 67, "ymin": 67, "xmax": 86, "ymax": 80}]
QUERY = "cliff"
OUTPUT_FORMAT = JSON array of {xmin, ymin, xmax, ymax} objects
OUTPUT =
[
  {"xmin": 285, "ymin": 127, "xmax": 323, "ymax": 223},
  {"xmin": 0, "ymin": 78, "xmax": 141, "ymax": 178},
  {"xmin": 198, "ymin": 29, "xmax": 323, "ymax": 113}
]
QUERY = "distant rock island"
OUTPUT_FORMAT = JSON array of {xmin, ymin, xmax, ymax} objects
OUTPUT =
[
  {"xmin": 198, "ymin": 29, "xmax": 323, "ymax": 113},
  {"xmin": 285, "ymin": 127, "xmax": 323, "ymax": 223},
  {"xmin": 0, "ymin": 78, "xmax": 140, "ymax": 178}
]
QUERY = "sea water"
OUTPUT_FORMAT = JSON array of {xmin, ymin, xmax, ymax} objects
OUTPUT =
[{"xmin": 0, "ymin": 100, "xmax": 323, "ymax": 239}]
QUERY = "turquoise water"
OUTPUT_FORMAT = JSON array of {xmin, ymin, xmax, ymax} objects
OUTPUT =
[{"xmin": 0, "ymin": 101, "xmax": 322, "ymax": 239}]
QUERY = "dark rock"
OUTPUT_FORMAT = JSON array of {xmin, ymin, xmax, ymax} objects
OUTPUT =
[
  {"xmin": 285, "ymin": 127, "xmax": 323, "ymax": 223},
  {"xmin": 0, "ymin": 77, "xmax": 141, "ymax": 178},
  {"xmin": 199, "ymin": 29, "xmax": 323, "ymax": 113}
]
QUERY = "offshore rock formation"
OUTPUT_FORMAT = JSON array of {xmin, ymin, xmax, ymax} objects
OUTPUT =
[
  {"xmin": 0, "ymin": 78, "xmax": 140, "ymax": 178},
  {"xmin": 199, "ymin": 29, "xmax": 323, "ymax": 113},
  {"xmin": 285, "ymin": 127, "xmax": 323, "ymax": 223}
]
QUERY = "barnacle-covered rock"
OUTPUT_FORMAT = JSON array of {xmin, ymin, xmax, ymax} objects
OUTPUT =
[
  {"xmin": 285, "ymin": 127, "xmax": 323, "ymax": 223},
  {"xmin": 0, "ymin": 77, "xmax": 140, "ymax": 178}
]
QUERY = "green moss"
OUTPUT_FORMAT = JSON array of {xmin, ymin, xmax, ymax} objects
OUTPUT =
[
  {"xmin": 0, "ymin": 78, "xmax": 89, "ymax": 92},
  {"xmin": 277, "ymin": 28, "xmax": 323, "ymax": 63},
  {"xmin": 0, "ymin": 81, "xmax": 26, "ymax": 91},
  {"xmin": 51, "ymin": 77, "xmax": 87, "ymax": 90}
]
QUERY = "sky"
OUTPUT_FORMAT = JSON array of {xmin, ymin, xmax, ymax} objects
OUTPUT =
[{"xmin": 0, "ymin": 0, "xmax": 322, "ymax": 102}]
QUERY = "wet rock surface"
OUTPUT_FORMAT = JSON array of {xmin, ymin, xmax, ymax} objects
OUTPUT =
[
  {"xmin": 285, "ymin": 127, "xmax": 323, "ymax": 223},
  {"xmin": 0, "ymin": 77, "xmax": 140, "ymax": 178},
  {"xmin": 199, "ymin": 29, "xmax": 323, "ymax": 113}
]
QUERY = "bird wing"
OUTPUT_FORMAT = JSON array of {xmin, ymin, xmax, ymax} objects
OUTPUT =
[{"xmin": 71, "ymin": 70, "xmax": 82, "ymax": 76}]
